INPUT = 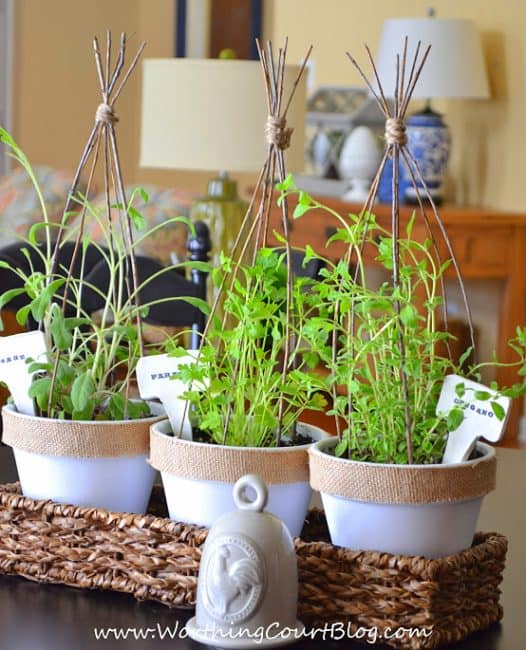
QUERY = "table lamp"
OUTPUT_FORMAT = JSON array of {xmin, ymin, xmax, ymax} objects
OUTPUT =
[
  {"xmin": 375, "ymin": 14, "xmax": 490, "ymax": 203},
  {"xmin": 139, "ymin": 59, "xmax": 306, "ymax": 265}
]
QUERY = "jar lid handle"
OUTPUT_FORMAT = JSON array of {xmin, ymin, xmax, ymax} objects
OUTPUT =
[{"xmin": 233, "ymin": 474, "xmax": 268, "ymax": 512}]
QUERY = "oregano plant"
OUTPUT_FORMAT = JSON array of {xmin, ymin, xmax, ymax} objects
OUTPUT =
[{"xmin": 279, "ymin": 177, "xmax": 526, "ymax": 464}]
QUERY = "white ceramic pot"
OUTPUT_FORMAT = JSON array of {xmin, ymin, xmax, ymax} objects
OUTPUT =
[
  {"xmin": 309, "ymin": 437, "xmax": 496, "ymax": 558},
  {"xmin": 2, "ymin": 403, "xmax": 163, "ymax": 514},
  {"xmin": 150, "ymin": 419, "xmax": 329, "ymax": 536}
]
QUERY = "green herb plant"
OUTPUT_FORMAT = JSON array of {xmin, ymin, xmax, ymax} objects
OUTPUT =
[
  {"xmin": 169, "ymin": 247, "xmax": 327, "ymax": 447},
  {"xmin": 278, "ymin": 177, "xmax": 526, "ymax": 464},
  {"xmin": 164, "ymin": 40, "xmax": 320, "ymax": 448},
  {"xmin": 0, "ymin": 128, "xmax": 203, "ymax": 421}
]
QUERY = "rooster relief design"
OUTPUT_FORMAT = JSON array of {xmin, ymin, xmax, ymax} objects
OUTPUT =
[{"xmin": 202, "ymin": 535, "xmax": 265, "ymax": 624}]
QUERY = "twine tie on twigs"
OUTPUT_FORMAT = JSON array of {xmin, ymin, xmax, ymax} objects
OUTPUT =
[
  {"xmin": 385, "ymin": 117, "xmax": 407, "ymax": 146},
  {"xmin": 265, "ymin": 115, "xmax": 293, "ymax": 150},
  {"xmin": 95, "ymin": 102, "xmax": 118, "ymax": 124}
]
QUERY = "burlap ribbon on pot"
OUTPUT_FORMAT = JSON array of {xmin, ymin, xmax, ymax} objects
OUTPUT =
[
  {"xmin": 309, "ymin": 445, "xmax": 497, "ymax": 504},
  {"xmin": 1, "ymin": 406, "xmax": 162, "ymax": 458},
  {"xmin": 150, "ymin": 427, "xmax": 310, "ymax": 484}
]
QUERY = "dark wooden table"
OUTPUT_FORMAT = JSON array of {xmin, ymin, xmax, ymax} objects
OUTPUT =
[{"xmin": 0, "ymin": 445, "xmax": 523, "ymax": 649}]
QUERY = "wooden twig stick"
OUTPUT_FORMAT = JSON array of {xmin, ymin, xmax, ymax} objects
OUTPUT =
[
  {"xmin": 401, "ymin": 44, "xmax": 432, "ymax": 116},
  {"xmin": 399, "ymin": 40, "xmax": 421, "ymax": 117},
  {"xmin": 93, "ymin": 37, "xmax": 106, "ymax": 97},
  {"xmin": 105, "ymin": 30, "xmax": 111, "ymax": 98},
  {"xmin": 111, "ymin": 41, "xmax": 147, "ymax": 105},
  {"xmin": 346, "ymin": 51, "xmax": 389, "ymax": 117},
  {"xmin": 401, "ymin": 146, "xmax": 475, "ymax": 348},
  {"xmin": 365, "ymin": 45, "xmax": 391, "ymax": 117},
  {"xmin": 107, "ymin": 33, "xmax": 126, "ymax": 96},
  {"xmin": 283, "ymin": 45, "xmax": 313, "ymax": 118}
]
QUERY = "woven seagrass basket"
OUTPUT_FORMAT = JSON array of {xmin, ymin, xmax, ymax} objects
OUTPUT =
[{"xmin": 0, "ymin": 482, "xmax": 506, "ymax": 649}]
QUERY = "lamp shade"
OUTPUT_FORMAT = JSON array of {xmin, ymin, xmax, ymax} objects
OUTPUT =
[
  {"xmin": 375, "ymin": 18, "xmax": 490, "ymax": 99},
  {"xmin": 140, "ymin": 59, "xmax": 306, "ymax": 173}
]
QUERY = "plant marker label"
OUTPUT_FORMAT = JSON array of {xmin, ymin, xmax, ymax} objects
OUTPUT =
[
  {"xmin": 0, "ymin": 331, "xmax": 47, "ymax": 416},
  {"xmin": 136, "ymin": 352, "xmax": 199, "ymax": 440},
  {"xmin": 436, "ymin": 374, "xmax": 510, "ymax": 464}
]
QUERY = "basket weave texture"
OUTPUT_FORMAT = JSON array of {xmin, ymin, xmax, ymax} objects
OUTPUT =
[{"xmin": 0, "ymin": 483, "xmax": 506, "ymax": 649}]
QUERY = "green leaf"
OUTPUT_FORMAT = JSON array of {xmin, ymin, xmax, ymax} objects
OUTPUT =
[
  {"xmin": 167, "ymin": 345, "xmax": 192, "ymax": 358},
  {"xmin": 406, "ymin": 211, "xmax": 416, "ymax": 238},
  {"xmin": 61, "ymin": 395, "xmax": 74, "ymax": 414},
  {"xmin": 447, "ymin": 407, "xmax": 465, "ymax": 431},
  {"xmin": 72, "ymin": 402, "xmax": 95, "ymax": 421},
  {"xmin": 15, "ymin": 305, "xmax": 32, "ymax": 327},
  {"xmin": 298, "ymin": 190, "xmax": 312, "ymax": 206},
  {"xmin": 108, "ymin": 393, "xmax": 125, "ymax": 420},
  {"xmin": 293, "ymin": 203, "xmax": 310, "ymax": 219},
  {"xmin": 50, "ymin": 307, "xmax": 73, "ymax": 351},
  {"xmin": 490, "ymin": 401, "xmax": 506, "ymax": 421},
  {"xmin": 302, "ymin": 244, "xmax": 318, "ymax": 265},
  {"xmin": 71, "ymin": 372, "xmax": 96, "ymax": 412},
  {"xmin": 474, "ymin": 390, "xmax": 492, "ymax": 401},
  {"xmin": 27, "ymin": 222, "xmax": 49, "ymax": 245},
  {"xmin": 439, "ymin": 259, "xmax": 452, "ymax": 274},
  {"xmin": 64, "ymin": 317, "xmax": 91, "ymax": 329},
  {"xmin": 0, "ymin": 287, "xmax": 27, "ymax": 311},
  {"xmin": 175, "ymin": 260, "xmax": 213, "ymax": 274},
  {"xmin": 455, "ymin": 382, "xmax": 465, "ymax": 398},
  {"xmin": 219, "ymin": 252, "xmax": 232, "ymax": 273},
  {"xmin": 275, "ymin": 173, "xmax": 294, "ymax": 192},
  {"xmin": 29, "ymin": 278, "xmax": 65, "ymax": 321},
  {"xmin": 180, "ymin": 295, "xmax": 211, "ymax": 316},
  {"xmin": 400, "ymin": 304, "xmax": 418, "ymax": 328},
  {"xmin": 458, "ymin": 346, "xmax": 473, "ymax": 367},
  {"xmin": 20, "ymin": 248, "xmax": 32, "ymax": 266},
  {"xmin": 128, "ymin": 205, "xmax": 146, "ymax": 231},
  {"xmin": 28, "ymin": 377, "xmax": 52, "ymax": 412},
  {"xmin": 334, "ymin": 439, "xmax": 348, "ymax": 457},
  {"xmin": 302, "ymin": 350, "xmax": 319, "ymax": 369},
  {"xmin": 271, "ymin": 229, "xmax": 287, "ymax": 244},
  {"xmin": 127, "ymin": 400, "xmax": 150, "ymax": 420},
  {"xmin": 26, "ymin": 360, "xmax": 51, "ymax": 374}
]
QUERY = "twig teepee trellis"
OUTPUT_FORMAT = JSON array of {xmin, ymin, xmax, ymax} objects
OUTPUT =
[
  {"xmin": 197, "ymin": 39, "xmax": 312, "ymax": 445},
  {"xmin": 47, "ymin": 32, "xmax": 145, "ymax": 414},
  {"xmin": 340, "ymin": 39, "xmax": 475, "ymax": 464}
]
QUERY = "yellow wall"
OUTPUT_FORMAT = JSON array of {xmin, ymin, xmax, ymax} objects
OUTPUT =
[
  {"xmin": 268, "ymin": 0, "xmax": 526, "ymax": 212},
  {"xmin": 11, "ymin": 0, "xmax": 255, "ymax": 196},
  {"xmin": 9, "ymin": 0, "xmax": 526, "ymax": 212},
  {"xmin": 13, "ymin": 0, "xmax": 146, "ymax": 184}
]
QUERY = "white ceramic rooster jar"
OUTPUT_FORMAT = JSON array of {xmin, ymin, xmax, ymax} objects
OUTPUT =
[{"xmin": 187, "ymin": 474, "xmax": 303, "ymax": 648}]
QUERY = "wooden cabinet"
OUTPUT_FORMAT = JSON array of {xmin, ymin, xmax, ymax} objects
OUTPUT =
[{"xmin": 268, "ymin": 198, "xmax": 526, "ymax": 446}]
